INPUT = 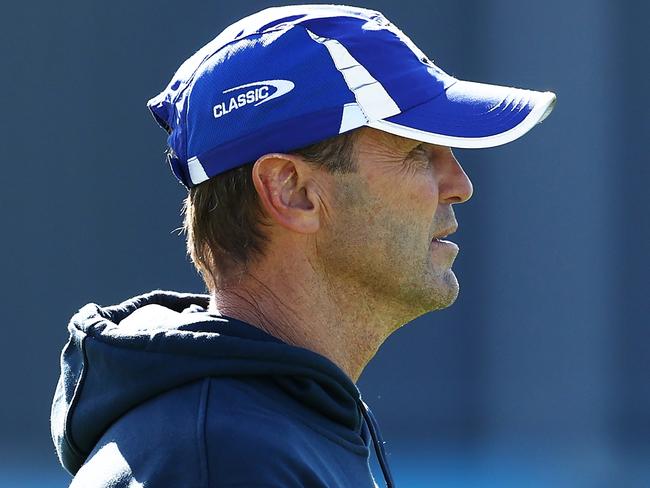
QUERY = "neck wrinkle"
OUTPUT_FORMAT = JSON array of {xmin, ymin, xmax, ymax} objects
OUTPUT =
[{"xmin": 210, "ymin": 270, "xmax": 395, "ymax": 382}]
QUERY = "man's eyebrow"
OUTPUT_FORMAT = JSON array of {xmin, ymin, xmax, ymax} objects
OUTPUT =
[
  {"xmin": 404, "ymin": 142, "xmax": 427, "ymax": 159},
  {"xmin": 399, "ymin": 142, "xmax": 428, "ymax": 168},
  {"xmin": 409, "ymin": 142, "xmax": 451, "ymax": 155}
]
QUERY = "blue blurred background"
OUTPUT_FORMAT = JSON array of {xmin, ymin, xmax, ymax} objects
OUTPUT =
[{"xmin": 2, "ymin": 0, "xmax": 648, "ymax": 486}]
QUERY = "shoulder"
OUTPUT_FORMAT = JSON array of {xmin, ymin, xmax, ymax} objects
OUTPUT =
[
  {"xmin": 71, "ymin": 379, "xmax": 209, "ymax": 488},
  {"xmin": 71, "ymin": 377, "xmax": 354, "ymax": 488}
]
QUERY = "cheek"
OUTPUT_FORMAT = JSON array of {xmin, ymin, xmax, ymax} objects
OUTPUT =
[
  {"xmin": 390, "ymin": 178, "xmax": 439, "ymax": 219},
  {"xmin": 377, "ymin": 185, "xmax": 440, "ymax": 255},
  {"xmin": 334, "ymin": 172, "xmax": 439, "ymax": 247}
]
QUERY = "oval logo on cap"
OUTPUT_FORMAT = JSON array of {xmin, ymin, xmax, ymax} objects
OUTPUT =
[{"xmin": 213, "ymin": 79, "xmax": 295, "ymax": 119}]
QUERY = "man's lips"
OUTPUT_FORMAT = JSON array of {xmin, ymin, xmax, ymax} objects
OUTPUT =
[{"xmin": 431, "ymin": 225, "xmax": 458, "ymax": 241}]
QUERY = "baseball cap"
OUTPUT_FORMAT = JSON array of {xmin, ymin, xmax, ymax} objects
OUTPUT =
[{"xmin": 147, "ymin": 4, "xmax": 556, "ymax": 188}]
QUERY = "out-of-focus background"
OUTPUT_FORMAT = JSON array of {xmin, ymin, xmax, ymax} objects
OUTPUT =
[{"xmin": 2, "ymin": 0, "xmax": 648, "ymax": 486}]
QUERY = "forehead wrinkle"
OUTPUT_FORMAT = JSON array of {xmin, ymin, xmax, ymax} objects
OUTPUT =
[{"xmin": 356, "ymin": 129, "xmax": 422, "ymax": 178}]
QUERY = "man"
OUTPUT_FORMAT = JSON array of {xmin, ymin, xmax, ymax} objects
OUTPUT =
[{"xmin": 51, "ymin": 5, "xmax": 555, "ymax": 487}]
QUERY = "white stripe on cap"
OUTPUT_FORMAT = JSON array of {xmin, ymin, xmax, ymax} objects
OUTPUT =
[
  {"xmin": 187, "ymin": 156, "xmax": 209, "ymax": 185},
  {"xmin": 339, "ymin": 103, "xmax": 367, "ymax": 132},
  {"xmin": 305, "ymin": 29, "xmax": 400, "ymax": 129}
]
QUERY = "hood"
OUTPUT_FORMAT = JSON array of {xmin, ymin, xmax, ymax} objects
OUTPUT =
[{"xmin": 51, "ymin": 290, "xmax": 368, "ymax": 473}]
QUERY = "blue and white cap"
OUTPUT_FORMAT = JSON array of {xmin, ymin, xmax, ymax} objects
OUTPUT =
[{"xmin": 147, "ymin": 5, "xmax": 556, "ymax": 188}]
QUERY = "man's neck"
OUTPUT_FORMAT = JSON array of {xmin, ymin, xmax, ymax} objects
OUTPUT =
[{"xmin": 209, "ymin": 257, "xmax": 412, "ymax": 382}]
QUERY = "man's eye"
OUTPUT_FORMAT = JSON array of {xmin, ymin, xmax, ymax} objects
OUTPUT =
[{"xmin": 409, "ymin": 144, "xmax": 432, "ymax": 165}]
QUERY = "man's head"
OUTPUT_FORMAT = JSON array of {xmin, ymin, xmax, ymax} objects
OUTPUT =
[{"xmin": 148, "ymin": 4, "xmax": 555, "ymax": 320}]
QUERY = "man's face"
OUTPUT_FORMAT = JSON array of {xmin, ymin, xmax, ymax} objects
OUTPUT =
[{"xmin": 317, "ymin": 128, "xmax": 473, "ymax": 323}]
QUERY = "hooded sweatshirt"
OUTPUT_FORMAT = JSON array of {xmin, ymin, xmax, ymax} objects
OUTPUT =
[{"xmin": 51, "ymin": 290, "xmax": 395, "ymax": 488}]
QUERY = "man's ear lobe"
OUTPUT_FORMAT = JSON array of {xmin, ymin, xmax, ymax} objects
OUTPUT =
[{"xmin": 252, "ymin": 154, "xmax": 321, "ymax": 234}]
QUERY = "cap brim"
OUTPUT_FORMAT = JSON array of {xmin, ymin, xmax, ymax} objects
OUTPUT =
[{"xmin": 366, "ymin": 79, "xmax": 556, "ymax": 149}]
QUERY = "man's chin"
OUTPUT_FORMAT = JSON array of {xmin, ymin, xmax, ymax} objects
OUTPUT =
[
  {"xmin": 406, "ymin": 270, "xmax": 460, "ymax": 319},
  {"xmin": 427, "ymin": 270, "xmax": 460, "ymax": 311}
]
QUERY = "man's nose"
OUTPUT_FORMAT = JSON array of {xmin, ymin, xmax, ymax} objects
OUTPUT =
[{"xmin": 438, "ymin": 151, "xmax": 473, "ymax": 204}]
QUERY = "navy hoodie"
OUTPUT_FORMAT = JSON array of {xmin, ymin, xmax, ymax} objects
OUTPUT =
[{"xmin": 51, "ymin": 291, "xmax": 395, "ymax": 487}]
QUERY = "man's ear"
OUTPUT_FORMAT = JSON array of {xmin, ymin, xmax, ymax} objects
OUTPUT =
[{"xmin": 251, "ymin": 153, "xmax": 321, "ymax": 234}]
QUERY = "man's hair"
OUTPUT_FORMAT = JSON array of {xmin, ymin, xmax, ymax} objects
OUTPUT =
[{"xmin": 181, "ymin": 130, "xmax": 359, "ymax": 292}]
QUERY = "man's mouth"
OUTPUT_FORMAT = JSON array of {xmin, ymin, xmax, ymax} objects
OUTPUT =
[{"xmin": 430, "ymin": 225, "xmax": 460, "ymax": 256}]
